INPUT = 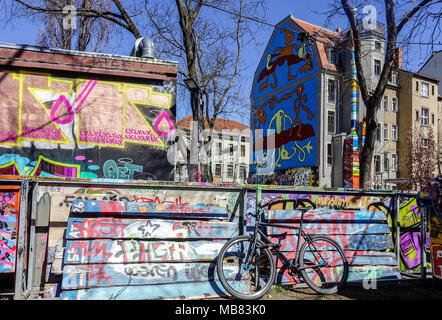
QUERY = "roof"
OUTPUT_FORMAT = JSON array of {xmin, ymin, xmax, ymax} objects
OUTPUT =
[
  {"xmin": 290, "ymin": 16, "xmax": 342, "ymax": 72},
  {"xmin": 0, "ymin": 41, "xmax": 178, "ymax": 81},
  {"xmin": 399, "ymin": 68, "xmax": 440, "ymax": 83},
  {"xmin": 418, "ymin": 50, "xmax": 442, "ymax": 73},
  {"xmin": 176, "ymin": 116, "xmax": 250, "ymax": 134}
]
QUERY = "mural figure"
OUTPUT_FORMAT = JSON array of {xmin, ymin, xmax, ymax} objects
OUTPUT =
[{"xmin": 257, "ymin": 28, "xmax": 313, "ymax": 92}]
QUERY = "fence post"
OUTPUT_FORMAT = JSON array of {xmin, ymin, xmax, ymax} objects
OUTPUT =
[
  {"xmin": 14, "ymin": 179, "xmax": 29, "ymax": 300},
  {"xmin": 395, "ymin": 194, "xmax": 401, "ymax": 268},
  {"xmin": 26, "ymin": 182, "xmax": 38, "ymax": 295},
  {"xmin": 239, "ymin": 188, "xmax": 246, "ymax": 236},
  {"xmin": 420, "ymin": 206, "xmax": 427, "ymax": 280}
]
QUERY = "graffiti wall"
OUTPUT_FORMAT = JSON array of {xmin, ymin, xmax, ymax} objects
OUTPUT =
[
  {"xmin": 29, "ymin": 183, "xmax": 241, "ymax": 299},
  {"xmin": 249, "ymin": 167, "xmax": 319, "ymax": 186},
  {"xmin": 0, "ymin": 187, "xmax": 20, "ymax": 273},
  {"xmin": 246, "ymin": 190, "xmax": 433, "ymax": 273},
  {"xmin": 0, "ymin": 69, "xmax": 176, "ymax": 181},
  {"xmin": 251, "ymin": 21, "xmax": 318, "ymax": 177}
]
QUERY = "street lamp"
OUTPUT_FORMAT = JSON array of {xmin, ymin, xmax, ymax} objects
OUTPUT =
[
  {"xmin": 184, "ymin": 78, "xmax": 201, "ymax": 182},
  {"xmin": 183, "ymin": 78, "xmax": 201, "ymax": 92}
]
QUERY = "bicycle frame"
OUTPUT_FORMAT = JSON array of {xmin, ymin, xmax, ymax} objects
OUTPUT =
[{"xmin": 245, "ymin": 206, "xmax": 329, "ymax": 275}]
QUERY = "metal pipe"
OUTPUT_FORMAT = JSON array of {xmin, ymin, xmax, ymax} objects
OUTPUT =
[{"xmin": 14, "ymin": 179, "xmax": 29, "ymax": 300}]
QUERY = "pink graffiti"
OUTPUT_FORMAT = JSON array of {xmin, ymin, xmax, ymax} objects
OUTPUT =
[
  {"xmin": 50, "ymin": 79, "xmax": 98, "ymax": 124},
  {"xmin": 79, "ymin": 130, "xmax": 124, "ymax": 145},
  {"xmin": 37, "ymin": 234, "xmax": 48, "ymax": 270},
  {"xmin": 154, "ymin": 110, "xmax": 175, "ymax": 137}
]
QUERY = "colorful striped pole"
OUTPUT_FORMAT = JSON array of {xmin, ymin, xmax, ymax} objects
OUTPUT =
[{"xmin": 344, "ymin": 31, "xmax": 360, "ymax": 189}]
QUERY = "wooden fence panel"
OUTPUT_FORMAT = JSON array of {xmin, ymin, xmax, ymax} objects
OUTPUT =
[
  {"xmin": 71, "ymin": 199, "xmax": 229, "ymax": 219},
  {"xmin": 60, "ymin": 197, "xmax": 236, "ymax": 300},
  {"xmin": 266, "ymin": 209, "xmax": 400, "ymax": 285}
]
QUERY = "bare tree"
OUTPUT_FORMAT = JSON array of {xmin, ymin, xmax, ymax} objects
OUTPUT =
[
  {"xmin": 26, "ymin": 0, "xmax": 116, "ymax": 52},
  {"xmin": 319, "ymin": 0, "xmax": 440, "ymax": 188},
  {"xmin": 7, "ymin": 0, "xmax": 144, "ymax": 48},
  {"xmin": 6, "ymin": 0, "xmax": 266, "ymax": 182},
  {"xmin": 406, "ymin": 124, "xmax": 437, "ymax": 190},
  {"xmin": 145, "ymin": 0, "xmax": 265, "ymax": 181}
]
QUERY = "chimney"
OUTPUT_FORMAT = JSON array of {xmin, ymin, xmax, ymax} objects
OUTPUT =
[
  {"xmin": 395, "ymin": 47, "xmax": 403, "ymax": 69},
  {"xmin": 130, "ymin": 37, "xmax": 155, "ymax": 59}
]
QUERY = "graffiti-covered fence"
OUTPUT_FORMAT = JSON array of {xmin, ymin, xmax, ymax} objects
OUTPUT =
[{"xmin": 1, "ymin": 177, "xmax": 439, "ymax": 300}]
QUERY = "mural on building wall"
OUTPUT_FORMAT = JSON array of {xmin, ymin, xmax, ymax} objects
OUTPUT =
[
  {"xmin": 249, "ymin": 166, "xmax": 319, "ymax": 187},
  {"xmin": 251, "ymin": 25, "xmax": 317, "ymax": 101},
  {"xmin": 0, "ymin": 190, "xmax": 19, "ymax": 272},
  {"xmin": 251, "ymin": 23, "xmax": 318, "ymax": 176},
  {"xmin": 0, "ymin": 70, "xmax": 176, "ymax": 181}
]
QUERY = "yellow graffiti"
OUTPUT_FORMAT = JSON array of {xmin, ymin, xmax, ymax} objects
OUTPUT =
[
  {"xmin": 28, "ymin": 155, "xmax": 81, "ymax": 177},
  {"xmin": 0, "ymin": 70, "xmax": 173, "ymax": 149}
]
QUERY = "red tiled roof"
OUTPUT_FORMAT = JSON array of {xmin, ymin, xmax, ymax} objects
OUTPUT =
[
  {"xmin": 176, "ymin": 116, "xmax": 250, "ymax": 133},
  {"xmin": 290, "ymin": 17, "xmax": 342, "ymax": 71}
]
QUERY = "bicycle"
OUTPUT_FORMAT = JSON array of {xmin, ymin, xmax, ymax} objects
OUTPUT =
[{"xmin": 216, "ymin": 197, "xmax": 349, "ymax": 300}]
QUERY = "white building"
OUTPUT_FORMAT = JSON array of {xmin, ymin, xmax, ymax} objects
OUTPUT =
[{"xmin": 174, "ymin": 116, "xmax": 251, "ymax": 183}]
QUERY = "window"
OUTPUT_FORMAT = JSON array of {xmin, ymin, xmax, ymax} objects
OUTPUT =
[
  {"xmin": 215, "ymin": 164, "xmax": 222, "ymax": 176},
  {"xmin": 375, "ymin": 41, "xmax": 382, "ymax": 50},
  {"xmin": 218, "ymin": 142, "xmax": 222, "ymax": 155},
  {"xmin": 432, "ymin": 85, "xmax": 435, "ymax": 96},
  {"xmin": 240, "ymin": 145, "xmax": 245, "ymax": 157},
  {"xmin": 391, "ymin": 124, "xmax": 398, "ymax": 141},
  {"xmin": 327, "ymin": 143, "xmax": 333, "ymax": 166},
  {"xmin": 374, "ymin": 59, "xmax": 381, "ymax": 76},
  {"xmin": 416, "ymin": 110, "xmax": 419, "ymax": 122},
  {"xmin": 384, "ymin": 153, "xmax": 390, "ymax": 172},
  {"xmin": 227, "ymin": 165, "xmax": 233, "ymax": 177},
  {"xmin": 374, "ymin": 155, "xmax": 381, "ymax": 173},
  {"xmin": 376, "ymin": 125, "xmax": 381, "ymax": 141},
  {"xmin": 327, "ymin": 111, "xmax": 335, "ymax": 134},
  {"xmin": 384, "ymin": 124, "xmax": 388, "ymax": 140},
  {"xmin": 432, "ymin": 114, "xmax": 435, "ymax": 125},
  {"xmin": 330, "ymin": 47, "xmax": 337, "ymax": 65},
  {"xmin": 416, "ymin": 81, "xmax": 419, "ymax": 92},
  {"xmin": 392, "ymin": 154, "xmax": 398, "ymax": 172},
  {"xmin": 239, "ymin": 166, "xmax": 246, "ymax": 179},
  {"xmin": 422, "ymin": 138, "xmax": 429, "ymax": 149},
  {"xmin": 241, "ymin": 136, "xmax": 246, "ymax": 142},
  {"xmin": 327, "ymin": 79, "xmax": 336, "ymax": 102},
  {"xmin": 421, "ymin": 108, "xmax": 429, "ymax": 126},
  {"xmin": 422, "ymin": 82, "xmax": 429, "ymax": 98},
  {"xmin": 383, "ymin": 96, "xmax": 389, "ymax": 111},
  {"xmin": 229, "ymin": 144, "xmax": 234, "ymax": 156},
  {"xmin": 392, "ymin": 97, "xmax": 398, "ymax": 112},
  {"xmin": 390, "ymin": 71, "xmax": 398, "ymax": 84}
]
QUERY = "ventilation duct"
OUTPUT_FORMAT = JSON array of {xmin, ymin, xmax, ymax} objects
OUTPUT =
[{"xmin": 130, "ymin": 37, "xmax": 155, "ymax": 59}]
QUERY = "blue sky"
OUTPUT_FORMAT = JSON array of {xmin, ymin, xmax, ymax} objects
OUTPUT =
[{"xmin": 1, "ymin": 0, "xmax": 440, "ymax": 125}]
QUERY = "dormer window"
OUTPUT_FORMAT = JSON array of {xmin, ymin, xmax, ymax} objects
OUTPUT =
[{"xmin": 330, "ymin": 47, "xmax": 337, "ymax": 65}]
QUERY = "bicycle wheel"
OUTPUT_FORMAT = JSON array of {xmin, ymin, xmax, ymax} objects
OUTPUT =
[
  {"xmin": 299, "ymin": 235, "xmax": 348, "ymax": 294},
  {"xmin": 217, "ymin": 235, "xmax": 276, "ymax": 300}
]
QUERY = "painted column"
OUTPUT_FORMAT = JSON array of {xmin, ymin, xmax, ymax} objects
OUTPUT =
[{"xmin": 344, "ymin": 32, "xmax": 360, "ymax": 189}]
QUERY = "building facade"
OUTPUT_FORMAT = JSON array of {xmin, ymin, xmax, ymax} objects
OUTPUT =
[
  {"xmin": 250, "ymin": 15, "xmax": 441, "ymax": 188},
  {"xmin": 0, "ymin": 42, "xmax": 178, "ymax": 181},
  {"xmin": 397, "ymin": 70, "xmax": 440, "ymax": 185},
  {"xmin": 174, "ymin": 116, "xmax": 251, "ymax": 183}
]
